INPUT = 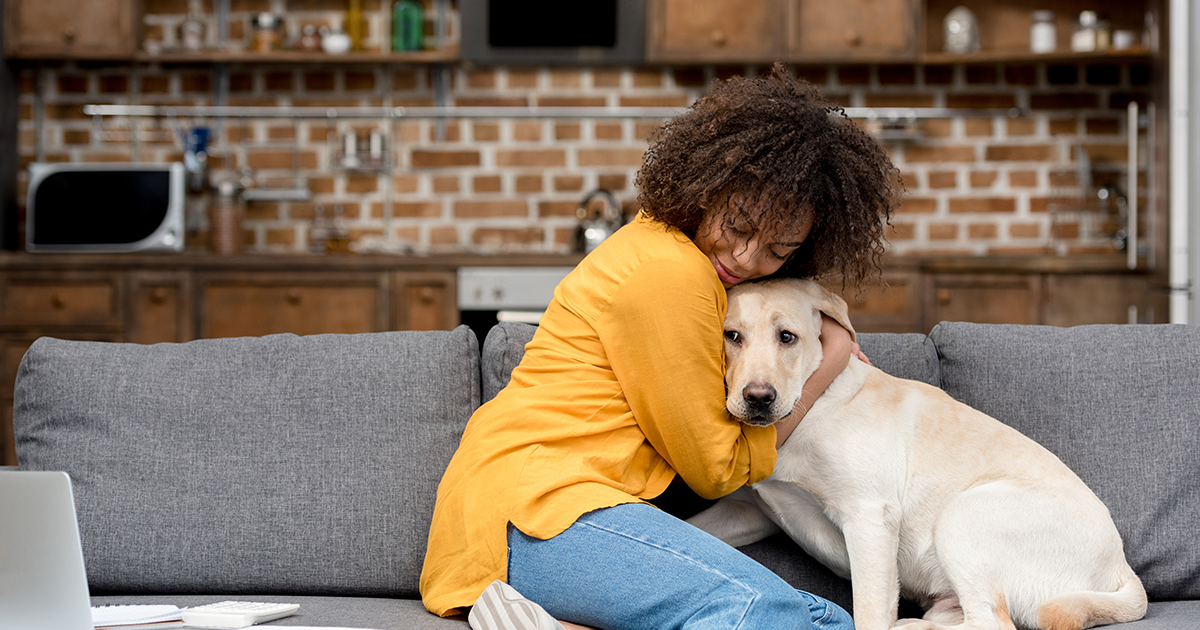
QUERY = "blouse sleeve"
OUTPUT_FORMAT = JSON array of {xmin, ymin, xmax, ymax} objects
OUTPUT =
[{"xmin": 596, "ymin": 257, "xmax": 777, "ymax": 499}]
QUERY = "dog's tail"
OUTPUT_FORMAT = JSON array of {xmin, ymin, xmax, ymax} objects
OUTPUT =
[{"xmin": 1036, "ymin": 567, "xmax": 1148, "ymax": 630}]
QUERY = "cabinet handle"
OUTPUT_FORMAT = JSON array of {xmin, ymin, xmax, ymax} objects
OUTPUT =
[
  {"xmin": 286, "ymin": 288, "xmax": 302, "ymax": 305},
  {"xmin": 709, "ymin": 30, "xmax": 727, "ymax": 47},
  {"xmin": 150, "ymin": 288, "xmax": 168, "ymax": 304},
  {"xmin": 416, "ymin": 287, "xmax": 436, "ymax": 304},
  {"xmin": 936, "ymin": 288, "xmax": 953, "ymax": 305},
  {"xmin": 844, "ymin": 30, "xmax": 862, "ymax": 47},
  {"xmin": 63, "ymin": 27, "xmax": 77, "ymax": 44},
  {"xmin": 51, "ymin": 293, "xmax": 66, "ymax": 309}
]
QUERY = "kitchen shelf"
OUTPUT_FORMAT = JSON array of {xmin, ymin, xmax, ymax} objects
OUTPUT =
[
  {"xmin": 918, "ymin": 46, "xmax": 1153, "ymax": 65},
  {"xmin": 133, "ymin": 46, "xmax": 459, "ymax": 65}
]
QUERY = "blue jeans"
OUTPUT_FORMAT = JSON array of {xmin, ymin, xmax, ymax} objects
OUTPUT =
[{"xmin": 506, "ymin": 502, "xmax": 853, "ymax": 630}]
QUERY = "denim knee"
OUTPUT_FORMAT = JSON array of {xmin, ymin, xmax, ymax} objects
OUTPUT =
[{"xmin": 797, "ymin": 591, "xmax": 854, "ymax": 630}]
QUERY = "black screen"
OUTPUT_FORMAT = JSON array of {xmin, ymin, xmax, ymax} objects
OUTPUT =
[
  {"xmin": 32, "ymin": 170, "xmax": 170, "ymax": 245},
  {"xmin": 488, "ymin": 0, "xmax": 618, "ymax": 47}
]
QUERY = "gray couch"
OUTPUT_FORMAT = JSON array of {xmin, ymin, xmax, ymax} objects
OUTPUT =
[{"xmin": 8, "ymin": 321, "xmax": 1200, "ymax": 629}]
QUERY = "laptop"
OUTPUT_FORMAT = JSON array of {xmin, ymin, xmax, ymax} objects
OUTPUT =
[{"xmin": 0, "ymin": 470, "xmax": 94, "ymax": 630}]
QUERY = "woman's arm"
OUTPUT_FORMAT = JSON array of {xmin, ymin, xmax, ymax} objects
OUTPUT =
[{"xmin": 772, "ymin": 315, "xmax": 855, "ymax": 448}]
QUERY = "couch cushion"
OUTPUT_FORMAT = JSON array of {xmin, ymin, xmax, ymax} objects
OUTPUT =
[
  {"xmin": 481, "ymin": 322, "xmax": 538, "ymax": 403},
  {"xmin": 481, "ymin": 324, "xmax": 941, "ymax": 403},
  {"xmin": 15, "ymin": 328, "xmax": 480, "ymax": 597},
  {"xmin": 90, "ymin": 595, "xmax": 469, "ymax": 629},
  {"xmin": 930, "ymin": 322, "xmax": 1200, "ymax": 600},
  {"xmin": 857, "ymin": 332, "xmax": 940, "ymax": 387}
]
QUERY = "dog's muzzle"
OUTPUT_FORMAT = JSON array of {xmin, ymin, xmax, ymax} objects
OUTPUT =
[{"xmin": 741, "ymin": 383, "xmax": 778, "ymax": 424}]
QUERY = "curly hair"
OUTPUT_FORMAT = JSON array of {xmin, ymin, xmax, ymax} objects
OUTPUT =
[{"xmin": 636, "ymin": 64, "xmax": 903, "ymax": 288}]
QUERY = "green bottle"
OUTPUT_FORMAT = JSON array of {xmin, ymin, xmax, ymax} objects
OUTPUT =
[{"xmin": 392, "ymin": 0, "xmax": 424, "ymax": 52}]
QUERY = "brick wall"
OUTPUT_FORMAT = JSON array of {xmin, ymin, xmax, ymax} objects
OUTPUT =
[{"xmin": 12, "ymin": 4, "xmax": 1153, "ymax": 257}]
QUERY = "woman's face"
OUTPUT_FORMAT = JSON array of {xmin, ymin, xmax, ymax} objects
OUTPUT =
[{"xmin": 693, "ymin": 201, "xmax": 814, "ymax": 289}]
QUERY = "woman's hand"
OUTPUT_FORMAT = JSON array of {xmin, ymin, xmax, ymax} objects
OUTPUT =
[
  {"xmin": 852, "ymin": 342, "xmax": 871, "ymax": 366},
  {"xmin": 772, "ymin": 315, "xmax": 855, "ymax": 449}
]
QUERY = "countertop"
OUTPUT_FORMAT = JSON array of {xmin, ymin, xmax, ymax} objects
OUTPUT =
[{"xmin": 0, "ymin": 251, "xmax": 1150, "ymax": 274}]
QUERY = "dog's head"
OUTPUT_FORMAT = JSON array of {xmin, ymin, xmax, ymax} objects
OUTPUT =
[{"xmin": 723, "ymin": 278, "xmax": 855, "ymax": 426}]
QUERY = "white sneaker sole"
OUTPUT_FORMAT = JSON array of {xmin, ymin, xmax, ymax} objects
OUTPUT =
[{"xmin": 469, "ymin": 580, "xmax": 566, "ymax": 630}]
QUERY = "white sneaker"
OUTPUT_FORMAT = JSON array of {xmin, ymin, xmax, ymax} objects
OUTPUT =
[{"xmin": 468, "ymin": 580, "xmax": 567, "ymax": 630}]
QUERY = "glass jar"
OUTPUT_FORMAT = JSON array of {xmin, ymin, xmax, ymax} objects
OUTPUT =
[
  {"xmin": 1071, "ymin": 10, "xmax": 1098, "ymax": 52},
  {"xmin": 251, "ymin": 12, "xmax": 282, "ymax": 52},
  {"xmin": 1095, "ymin": 18, "xmax": 1112, "ymax": 50},
  {"xmin": 298, "ymin": 24, "xmax": 322, "ymax": 52},
  {"xmin": 180, "ymin": 14, "xmax": 206, "ymax": 51},
  {"xmin": 1029, "ymin": 11, "xmax": 1056, "ymax": 53},
  {"xmin": 943, "ymin": 6, "xmax": 980, "ymax": 54},
  {"xmin": 392, "ymin": 0, "xmax": 424, "ymax": 52}
]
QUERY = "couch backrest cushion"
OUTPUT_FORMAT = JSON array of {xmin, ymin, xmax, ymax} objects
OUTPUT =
[
  {"xmin": 857, "ymin": 332, "xmax": 941, "ymax": 387},
  {"xmin": 14, "ymin": 328, "xmax": 480, "ymax": 598},
  {"xmin": 481, "ymin": 324, "xmax": 941, "ymax": 403},
  {"xmin": 930, "ymin": 322, "xmax": 1200, "ymax": 600},
  {"xmin": 481, "ymin": 322, "xmax": 538, "ymax": 403}
]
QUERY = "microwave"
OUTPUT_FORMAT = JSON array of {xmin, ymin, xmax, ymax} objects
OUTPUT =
[
  {"xmin": 460, "ymin": 0, "xmax": 645, "ymax": 66},
  {"xmin": 26, "ymin": 163, "xmax": 185, "ymax": 253}
]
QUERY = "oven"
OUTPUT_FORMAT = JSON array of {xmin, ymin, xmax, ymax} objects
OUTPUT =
[{"xmin": 457, "ymin": 266, "xmax": 575, "ymax": 344}]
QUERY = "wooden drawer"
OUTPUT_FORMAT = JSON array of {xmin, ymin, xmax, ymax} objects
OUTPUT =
[
  {"xmin": 129, "ymin": 273, "xmax": 193, "ymax": 344},
  {"xmin": 199, "ymin": 273, "xmax": 389, "ymax": 339},
  {"xmin": 824, "ymin": 270, "xmax": 922, "ymax": 333},
  {"xmin": 792, "ymin": 0, "xmax": 918, "ymax": 60},
  {"xmin": 647, "ymin": 0, "xmax": 788, "ymax": 62},
  {"xmin": 0, "ymin": 273, "xmax": 122, "ymax": 327},
  {"xmin": 394, "ymin": 271, "xmax": 458, "ymax": 331},
  {"xmin": 925, "ymin": 273, "xmax": 1041, "ymax": 330}
]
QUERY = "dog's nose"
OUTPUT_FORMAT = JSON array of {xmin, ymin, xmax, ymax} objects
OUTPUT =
[{"xmin": 742, "ymin": 383, "xmax": 777, "ymax": 412}]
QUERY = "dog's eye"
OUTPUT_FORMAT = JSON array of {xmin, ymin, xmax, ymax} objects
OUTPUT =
[
  {"xmin": 724, "ymin": 330, "xmax": 741, "ymax": 344},
  {"xmin": 779, "ymin": 331, "xmax": 797, "ymax": 345}
]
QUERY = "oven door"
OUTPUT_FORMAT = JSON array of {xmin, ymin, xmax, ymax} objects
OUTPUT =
[{"xmin": 457, "ymin": 266, "xmax": 575, "ymax": 344}]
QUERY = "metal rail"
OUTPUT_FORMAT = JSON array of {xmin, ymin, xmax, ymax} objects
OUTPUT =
[{"xmin": 81, "ymin": 104, "xmax": 1023, "ymax": 120}]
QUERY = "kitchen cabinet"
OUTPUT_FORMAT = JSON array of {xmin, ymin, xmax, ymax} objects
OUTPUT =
[
  {"xmin": 823, "ymin": 267, "xmax": 924, "ymax": 333},
  {"xmin": 198, "ymin": 273, "xmax": 389, "ymax": 339},
  {"xmin": 925, "ymin": 273, "xmax": 1040, "ymax": 330},
  {"xmin": 129, "ymin": 272, "xmax": 191, "ymax": 345},
  {"xmin": 395, "ymin": 272, "xmax": 457, "ymax": 331},
  {"xmin": 1043, "ymin": 274, "xmax": 1158, "ymax": 326},
  {"xmin": 0, "ymin": 259, "xmax": 490, "ymax": 465},
  {"xmin": 0, "ymin": 271, "xmax": 124, "ymax": 329},
  {"xmin": 647, "ymin": 0, "xmax": 918, "ymax": 63},
  {"xmin": 0, "ymin": 252, "xmax": 530, "ymax": 465},
  {"xmin": 793, "ymin": 0, "xmax": 918, "ymax": 61},
  {"xmin": 3, "ymin": 0, "xmax": 138, "ymax": 58},
  {"xmin": 646, "ymin": 0, "xmax": 788, "ymax": 63}
]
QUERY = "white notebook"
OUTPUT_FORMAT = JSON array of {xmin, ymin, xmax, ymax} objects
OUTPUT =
[{"xmin": 92, "ymin": 604, "xmax": 184, "ymax": 629}]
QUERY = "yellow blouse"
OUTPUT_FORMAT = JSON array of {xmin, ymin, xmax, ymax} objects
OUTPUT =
[{"xmin": 419, "ymin": 213, "xmax": 778, "ymax": 617}]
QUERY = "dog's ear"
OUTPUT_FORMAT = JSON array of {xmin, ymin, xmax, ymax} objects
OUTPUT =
[{"xmin": 802, "ymin": 282, "xmax": 856, "ymax": 342}]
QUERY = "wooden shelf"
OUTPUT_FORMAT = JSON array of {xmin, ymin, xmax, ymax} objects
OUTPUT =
[
  {"xmin": 7, "ymin": 46, "xmax": 459, "ymax": 64},
  {"xmin": 919, "ymin": 46, "xmax": 1153, "ymax": 65},
  {"xmin": 136, "ymin": 45, "xmax": 459, "ymax": 64}
]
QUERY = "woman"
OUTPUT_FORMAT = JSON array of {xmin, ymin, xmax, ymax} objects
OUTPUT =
[{"xmin": 421, "ymin": 65, "xmax": 902, "ymax": 630}]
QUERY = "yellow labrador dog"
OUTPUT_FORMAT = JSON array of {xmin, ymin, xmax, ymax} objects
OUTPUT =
[{"xmin": 688, "ymin": 278, "xmax": 1147, "ymax": 630}]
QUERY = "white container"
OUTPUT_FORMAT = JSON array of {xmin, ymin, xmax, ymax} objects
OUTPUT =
[
  {"xmin": 1071, "ymin": 10, "xmax": 1098, "ymax": 52},
  {"xmin": 943, "ymin": 6, "xmax": 980, "ymax": 54},
  {"xmin": 1112, "ymin": 29, "xmax": 1137, "ymax": 50},
  {"xmin": 1030, "ymin": 11, "xmax": 1057, "ymax": 53}
]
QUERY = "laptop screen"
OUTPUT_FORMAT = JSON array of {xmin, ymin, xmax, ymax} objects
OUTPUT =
[{"xmin": 0, "ymin": 471, "xmax": 94, "ymax": 630}]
